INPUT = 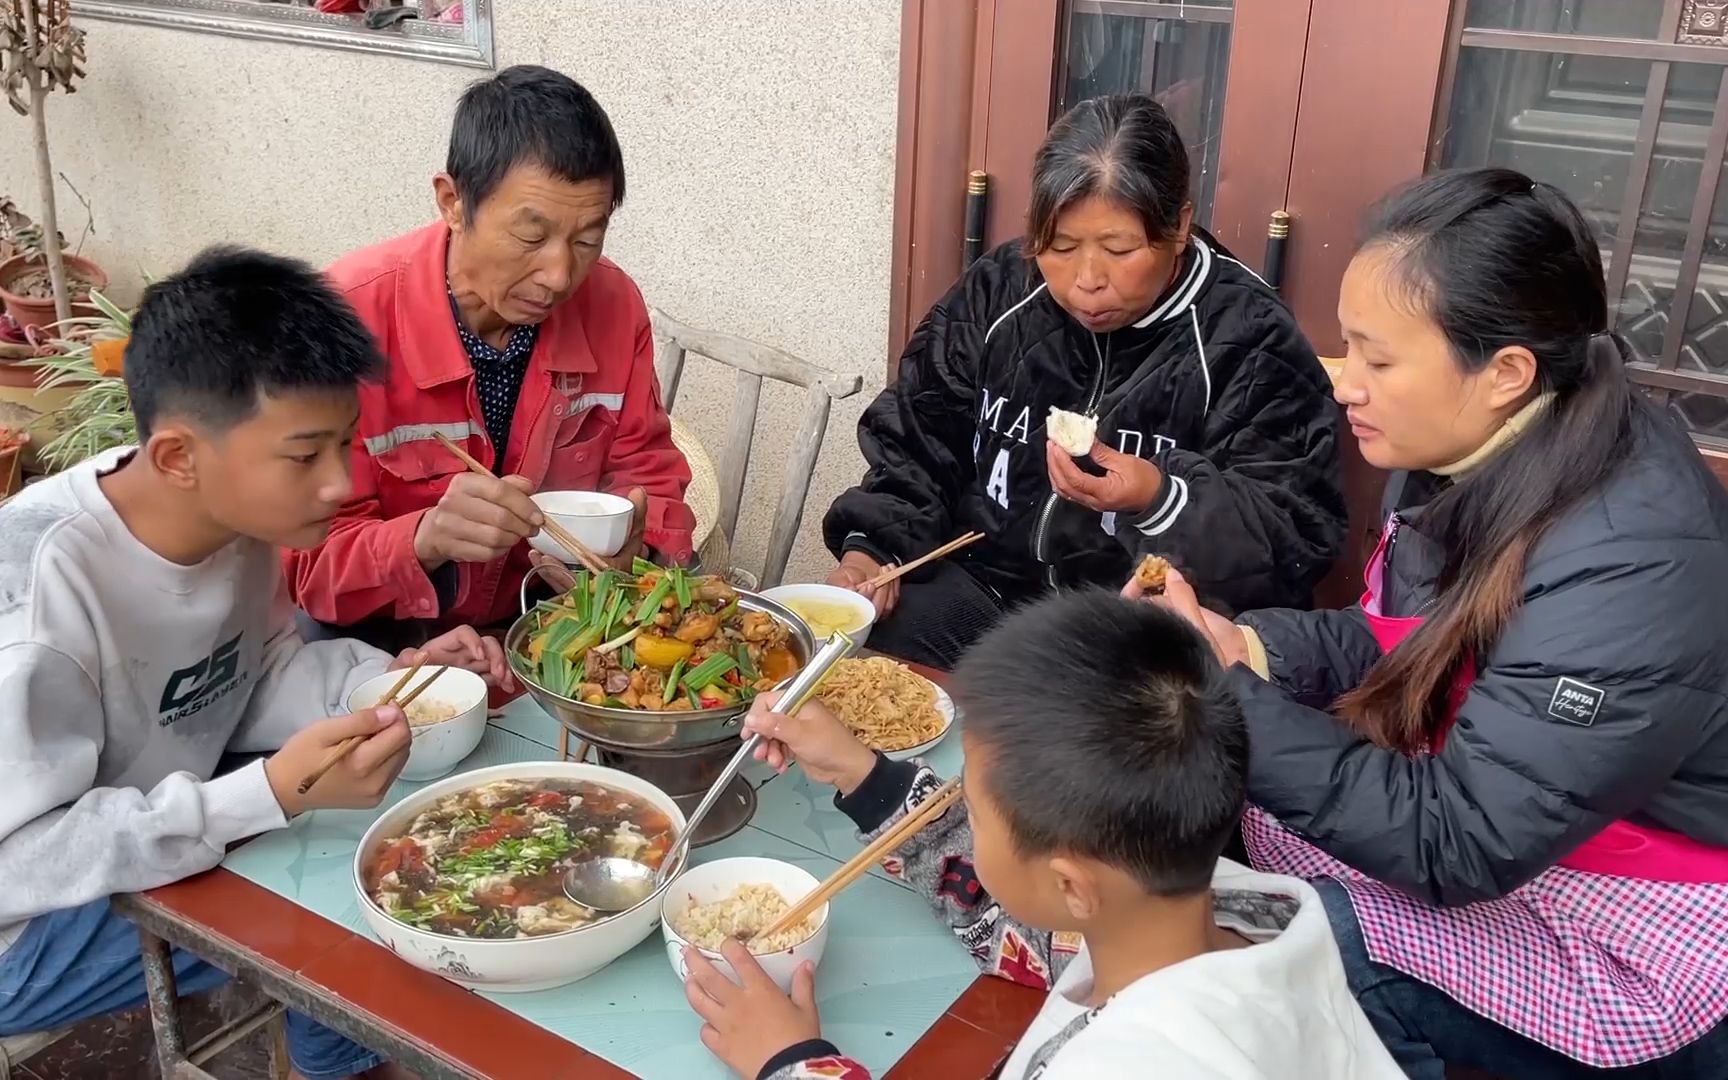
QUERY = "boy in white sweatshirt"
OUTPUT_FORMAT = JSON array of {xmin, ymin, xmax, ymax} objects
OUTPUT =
[
  {"xmin": 0, "ymin": 247, "xmax": 511, "ymax": 1080},
  {"xmin": 680, "ymin": 590, "xmax": 1404, "ymax": 1080}
]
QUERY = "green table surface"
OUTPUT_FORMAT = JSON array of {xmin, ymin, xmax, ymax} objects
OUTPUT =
[{"xmin": 223, "ymin": 691, "xmax": 972, "ymax": 1078}]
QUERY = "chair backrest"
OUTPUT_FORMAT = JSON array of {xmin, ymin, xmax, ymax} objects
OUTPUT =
[{"xmin": 649, "ymin": 306, "xmax": 863, "ymax": 588}]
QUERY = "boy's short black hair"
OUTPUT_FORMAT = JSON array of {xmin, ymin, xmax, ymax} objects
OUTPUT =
[
  {"xmin": 447, "ymin": 65, "xmax": 625, "ymax": 215},
  {"xmin": 125, "ymin": 246, "xmax": 384, "ymax": 438},
  {"xmin": 951, "ymin": 588, "xmax": 1246, "ymax": 896}
]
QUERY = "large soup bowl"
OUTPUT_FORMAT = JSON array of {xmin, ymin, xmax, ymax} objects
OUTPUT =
[{"xmin": 352, "ymin": 761, "xmax": 688, "ymax": 992}]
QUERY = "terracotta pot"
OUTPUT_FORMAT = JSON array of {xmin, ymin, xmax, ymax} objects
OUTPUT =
[
  {"xmin": 0, "ymin": 429, "xmax": 28, "ymax": 501},
  {"xmin": 0, "ymin": 253, "xmax": 109, "ymax": 332}
]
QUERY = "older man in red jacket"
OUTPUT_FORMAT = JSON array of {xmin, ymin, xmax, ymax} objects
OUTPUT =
[{"xmin": 286, "ymin": 66, "xmax": 695, "ymax": 644}]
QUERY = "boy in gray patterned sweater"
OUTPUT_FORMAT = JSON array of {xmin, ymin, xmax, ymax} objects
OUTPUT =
[{"xmin": 678, "ymin": 589, "xmax": 1398, "ymax": 1080}]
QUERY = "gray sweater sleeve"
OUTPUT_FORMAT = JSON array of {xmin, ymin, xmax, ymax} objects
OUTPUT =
[
  {"xmin": 0, "ymin": 642, "xmax": 286, "ymax": 927},
  {"xmin": 227, "ymin": 581, "xmax": 393, "ymax": 753}
]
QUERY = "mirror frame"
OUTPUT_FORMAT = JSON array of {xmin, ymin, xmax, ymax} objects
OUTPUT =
[{"xmin": 74, "ymin": 0, "xmax": 495, "ymax": 69}]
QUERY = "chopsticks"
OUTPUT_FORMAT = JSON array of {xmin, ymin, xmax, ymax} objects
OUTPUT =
[
  {"xmin": 755, "ymin": 776, "xmax": 963, "ymax": 943},
  {"xmin": 865, "ymin": 532, "xmax": 984, "ymax": 590},
  {"xmin": 297, "ymin": 654, "xmax": 443, "ymax": 795},
  {"xmin": 431, "ymin": 431, "xmax": 608, "ymax": 575}
]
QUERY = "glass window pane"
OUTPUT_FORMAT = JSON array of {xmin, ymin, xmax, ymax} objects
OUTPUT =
[
  {"xmin": 1618, "ymin": 65, "xmax": 1726, "ymax": 375},
  {"xmin": 1438, "ymin": 47, "xmax": 1645, "ymax": 228},
  {"xmin": 1060, "ymin": 3, "xmax": 1234, "ymax": 225},
  {"xmin": 1464, "ymin": 0, "xmax": 1665, "ymax": 40},
  {"xmin": 1437, "ymin": 39, "xmax": 1728, "ymax": 439},
  {"xmin": 1667, "ymin": 390, "xmax": 1728, "ymax": 440}
]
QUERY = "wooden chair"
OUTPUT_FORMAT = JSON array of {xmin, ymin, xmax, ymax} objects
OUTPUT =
[{"xmin": 649, "ymin": 306, "xmax": 863, "ymax": 589}]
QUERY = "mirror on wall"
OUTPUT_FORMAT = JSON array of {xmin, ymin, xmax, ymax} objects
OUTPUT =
[{"xmin": 74, "ymin": 0, "xmax": 494, "ymax": 68}]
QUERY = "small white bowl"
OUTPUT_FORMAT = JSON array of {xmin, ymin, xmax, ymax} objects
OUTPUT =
[
  {"xmin": 661, "ymin": 856, "xmax": 830, "ymax": 993},
  {"xmin": 883, "ymin": 682, "xmax": 956, "ymax": 762},
  {"xmin": 345, "ymin": 665, "xmax": 487, "ymax": 781},
  {"xmin": 529, "ymin": 490, "xmax": 634, "ymax": 561},
  {"xmin": 760, "ymin": 583, "xmax": 877, "ymax": 648}
]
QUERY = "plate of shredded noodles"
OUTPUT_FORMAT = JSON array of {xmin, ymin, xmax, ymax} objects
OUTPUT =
[{"xmin": 816, "ymin": 656, "xmax": 954, "ymax": 759}]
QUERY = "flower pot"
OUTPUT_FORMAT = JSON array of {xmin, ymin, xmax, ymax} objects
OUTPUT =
[
  {"xmin": 0, "ymin": 253, "xmax": 109, "ymax": 333},
  {"xmin": 0, "ymin": 363, "xmax": 77, "ymax": 474},
  {"xmin": 0, "ymin": 428, "xmax": 29, "ymax": 501}
]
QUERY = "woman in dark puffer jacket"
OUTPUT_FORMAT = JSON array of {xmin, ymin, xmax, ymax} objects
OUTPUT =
[
  {"xmin": 823, "ymin": 94, "xmax": 1344, "ymax": 669},
  {"xmin": 1145, "ymin": 168, "xmax": 1728, "ymax": 1079}
]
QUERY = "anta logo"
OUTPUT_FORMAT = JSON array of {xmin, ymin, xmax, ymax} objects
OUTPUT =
[{"xmin": 158, "ymin": 633, "xmax": 249, "ymax": 725}]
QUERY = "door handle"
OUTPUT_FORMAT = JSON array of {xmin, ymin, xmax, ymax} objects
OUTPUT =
[
  {"xmin": 1264, "ymin": 210, "xmax": 1291, "ymax": 294},
  {"xmin": 963, "ymin": 171, "xmax": 989, "ymax": 268}
]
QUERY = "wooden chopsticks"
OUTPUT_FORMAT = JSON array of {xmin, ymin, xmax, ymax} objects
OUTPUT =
[
  {"xmin": 297, "ymin": 654, "xmax": 443, "ymax": 795},
  {"xmin": 754, "ymin": 776, "xmax": 963, "ymax": 943},
  {"xmin": 431, "ymin": 431, "xmax": 608, "ymax": 575},
  {"xmin": 865, "ymin": 532, "xmax": 984, "ymax": 590}
]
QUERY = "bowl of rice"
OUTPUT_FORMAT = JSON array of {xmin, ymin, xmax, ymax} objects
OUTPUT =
[
  {"xmin": 345, "ymin": 665, "xmax": 488, "ymax": 781},
  {"xmin": 661, "ymin": 856, "xmax": 830, "ymax": 993}
]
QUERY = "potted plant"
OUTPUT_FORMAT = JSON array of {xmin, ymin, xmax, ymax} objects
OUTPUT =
[
  {"xmin": 0, "ymin": 422, "xmax": 27, "ymax": 499},
  {"xmin": 0, "ymin": 220, "xmax": 105, "ymax": 332},
  {"xmin": 0, "ymin": 1, "xmax": 101, "ymax": 330},
  {"xmin": 25, "ymin": 288, "xmax": 132, "ymax": 469}
]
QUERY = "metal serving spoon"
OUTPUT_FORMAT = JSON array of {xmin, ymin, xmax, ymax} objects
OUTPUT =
[{"xmin": 562, "ymin": 630, "xmax": 857, "ymax": 912}]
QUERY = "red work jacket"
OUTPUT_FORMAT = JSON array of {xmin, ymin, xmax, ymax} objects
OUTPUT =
[{"xmin": 284, "ymin": 223, "xmax": 695, "ymax": 630}]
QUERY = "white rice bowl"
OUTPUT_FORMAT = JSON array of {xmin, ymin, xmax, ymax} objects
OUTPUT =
[{"xmin": 661, "ymin": 856, "xmax": 830, "ymax": 993}]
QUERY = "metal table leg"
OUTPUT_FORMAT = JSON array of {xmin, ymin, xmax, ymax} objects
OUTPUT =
[{"xmin": 138, "ymin": 925, "xmax": 215, "ymax": 1080}]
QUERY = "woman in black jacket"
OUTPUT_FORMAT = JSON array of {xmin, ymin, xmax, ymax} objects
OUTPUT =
[
  {"xmin": 1145, "ymin": 169, "xmax": 1728, "ymax": 1077},
  {"xmin": 823, "ymin": 94, "xmax": 1344, "ymax": 668}
]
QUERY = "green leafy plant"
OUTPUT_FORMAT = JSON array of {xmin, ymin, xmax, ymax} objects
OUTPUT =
[
  {"xmin": 2, "ymin": 0, "xmax": 90, "ymax": 323},
  {"xmin": 25, "ymin": 287, "xmax": 133, "ymax": 469}
]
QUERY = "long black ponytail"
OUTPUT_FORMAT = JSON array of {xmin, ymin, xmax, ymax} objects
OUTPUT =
[{"xmin": 1336, "ymin": 168, "xmax": 1636, "ymax": 752}]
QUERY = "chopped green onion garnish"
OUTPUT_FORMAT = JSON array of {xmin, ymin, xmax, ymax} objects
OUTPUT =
[
  {"xmin": 597, "ymin": 626, "xmax": 642, "ymax": 655},
  {"xmin": 673, "ymin": 568, "xmax": 692, "ymax": 612},
  {"xmin": 663, "ymin": 657, "xmax": 687, "ymax": 704},
  {"xmin": 542, "ymin": 617, "xmax": 584, "ymax": 658},
  {"xmin": 543, "ymin": 650, "xmax": 574, "ymax": 697},
  {"xmin": 681, "ymin": 653, "xmax": 738, "ymax": 692},
  {"xmin": 634, "ymin": 574, "xmax": 674, "ymax": 624}
]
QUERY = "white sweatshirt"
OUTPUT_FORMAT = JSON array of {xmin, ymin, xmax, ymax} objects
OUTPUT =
[
  {"xmin": 0, "ymin": 450, "xmax": 391, "ymax": 953},
  {"xmin": 995, "ymin": 861, "xmax": 1404, "ymax": 1080}
]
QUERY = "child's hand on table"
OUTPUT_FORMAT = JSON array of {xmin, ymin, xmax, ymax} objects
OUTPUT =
[
  {"xmin": 743, "ymin": 691, "xmax": 877, "ymax": 797},
  {"xmin": 683, "ymin": 941, "xmax": 820, "ymax": 1079},
  {"xmin": 397, "ymin": 625, "xmax": 515, "ymax": 693},
  {"xmin": 264, "ymin": 706, "xmax": 411, "ymax": 817}
]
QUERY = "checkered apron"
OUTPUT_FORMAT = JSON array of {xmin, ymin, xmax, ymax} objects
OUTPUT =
[{"xmin": 1245, "ymin": 524, "xmax": 1728, "ymax": 1067}]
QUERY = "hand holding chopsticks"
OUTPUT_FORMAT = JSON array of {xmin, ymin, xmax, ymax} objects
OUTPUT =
[
  {"xmin": 296, "ymin": 654, "xmax": 442, "ymax": 796},
  {"xmin": 430, "ymin": 431, "xmax": 608, "ymax": 575},
  {"xmin": 866, "ymin": 532, "xmax": 984, "ymax": 590},
  {"xmin": 754, "ymin": 777, "xmax": 963, "ymax": 944}
]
